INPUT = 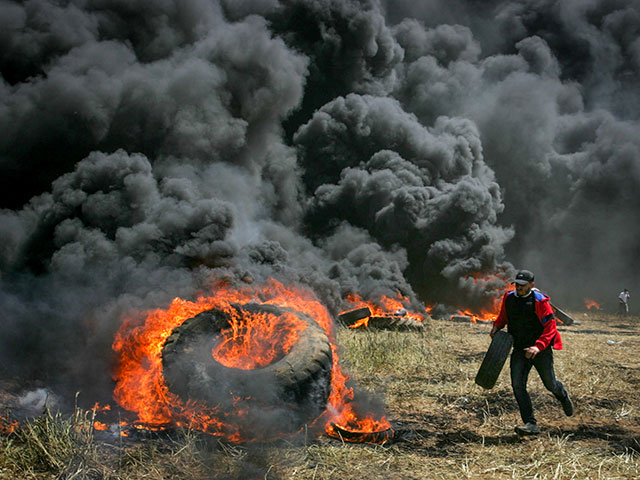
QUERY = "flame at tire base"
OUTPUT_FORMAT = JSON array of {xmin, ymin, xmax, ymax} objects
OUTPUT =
[
  {"xmin": 112, "ymin": 279, "xmax": 391, "ymax": 443},
  {"xmin": 328, "ymin": 423, "xmax": 395, "ymax": 444}
]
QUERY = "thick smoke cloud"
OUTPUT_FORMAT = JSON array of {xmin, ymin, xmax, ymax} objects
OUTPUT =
[
  {"xmin": 0, "ymin": 0, "xmax": 307, "ymax": 207},
  {"xmin": 296, "ymin": 94, "xmax": 511, "ymax": 304},
  {"xmin": 1, "ymin": 0, "xmax": 639, "ymax": 408},
  {"xmin": 381, "ymin": 0, "xmax": 640, "ymax": 303}
]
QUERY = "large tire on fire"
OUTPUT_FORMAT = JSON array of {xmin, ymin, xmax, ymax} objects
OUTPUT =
[
  {"xmin": 161, "ymin": 303, "xmax": 332, "ymax": 425},
  {"xmin": 474, "ymin": 331, "xmax": 513, "ymax": 390}
]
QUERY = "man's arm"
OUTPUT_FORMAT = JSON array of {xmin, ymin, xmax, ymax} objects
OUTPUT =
[
  {"xmin": 533, "ymin": 299, "xmax": 558, "ymax": 351},
  {"xmin": 490, "ymin": 293, "xmax": 508, "ymax": 338}
]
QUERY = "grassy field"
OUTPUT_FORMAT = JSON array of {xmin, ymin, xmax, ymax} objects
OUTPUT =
[{"xmin": 1, "ymin": 310, "xmax": 639, "ymax": 479}]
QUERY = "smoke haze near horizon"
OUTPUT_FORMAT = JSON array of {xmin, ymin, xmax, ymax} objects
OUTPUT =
[{"xmin": 1, "ymin": 0, "xmax": 639, "ymax": 401}]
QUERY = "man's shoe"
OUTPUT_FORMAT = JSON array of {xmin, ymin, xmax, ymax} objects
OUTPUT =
[
  {"xmin": 561, "ymin": 394, "xmax": 574, "ymax": 416},
  {"xmin": 515, "ymin": 423, "xmax": 541, "ymax": 436}
]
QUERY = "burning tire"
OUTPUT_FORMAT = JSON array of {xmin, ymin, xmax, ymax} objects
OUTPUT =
[
  {"xmin": 161, "ymin": 303, "xmax": 332, "ymax": 427},
  {"xmin": 330, "ymin": 423, "xmax": 395, "ymax": 444},
  {"xmin": 474, "ymin": 331, "xmax": 513, "ymax": 389},
  {"xmin": 338, "ymin": 307, "xmax": 371, "ymax": 326},
  {"xmin": 366, "ymin": 316, "xmax": 424, "ymax": 331}
]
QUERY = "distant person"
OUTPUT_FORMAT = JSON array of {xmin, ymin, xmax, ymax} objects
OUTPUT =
[
  {"xmin": 618, "ymin": 289, "xmax": 630, "ymax": 315},
  {"xmin": 490, "ymin": 270, "xmax": 574, "ymax": 436}
]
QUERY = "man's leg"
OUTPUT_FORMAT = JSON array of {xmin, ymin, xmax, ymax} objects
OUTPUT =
[
  {"xmin": 533, "ymin": 348, "xmax": 573, "ymax": 416},
  {"xmin": 510, "ymin": 350, "xmax": 535, "ymax": 424}
]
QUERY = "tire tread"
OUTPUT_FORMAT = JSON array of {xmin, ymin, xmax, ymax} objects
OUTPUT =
[{"xmin": 474, "ymin": 331, "xmax": 513, "ymax": 389}]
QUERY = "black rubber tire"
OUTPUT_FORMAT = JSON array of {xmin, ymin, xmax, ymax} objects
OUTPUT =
[
  {"xmin": 474, "ymin": 331, "xmax": 513, "ymax": 389},
  {"xmin": 331, "ymin": 424, "xmax": 395, "ymax": 444},
  {"xmin": 366, "ymin": 316, "xmax": 424, "ymax": 331},
  {"xmin": 337, "ymin": 307, "xmax": 371, "ymax": 326},
  {"xmin": 161, "ymin": 303, "xmax": 332, "ymax": 421},
  {"xmin": 551, "ymin": 303, "xmax": 574, "ymax": 326}
]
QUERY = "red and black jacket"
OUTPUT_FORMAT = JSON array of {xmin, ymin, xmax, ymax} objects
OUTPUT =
[{"xmin": 494, "ymin": 289, "xmax": 563, "ymax": 351}]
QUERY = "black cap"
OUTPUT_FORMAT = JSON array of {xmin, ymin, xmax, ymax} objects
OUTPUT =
[{"xmin": 513, "ymin": 270, "xmax": 534, "ymax": 285}]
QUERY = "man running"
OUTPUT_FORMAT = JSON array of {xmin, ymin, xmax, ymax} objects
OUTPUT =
[{"xmin": 490, "ymin": 270, "xmax": 574, "ymax": 435}]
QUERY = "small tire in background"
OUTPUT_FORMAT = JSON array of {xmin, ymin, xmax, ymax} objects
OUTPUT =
[
  {"xmin": 337, "ymin": 307, "xmax": 371, "ymax": 326},
  {"xmin": 551, "ymin": 303, "xmax": 575, "ymax": 326},
  {"xmin": 366, "ymin": 316, "xmax": 424, "ymax": 331},
  {"xmin": 474, "ymin": 331, "xmax": 513, "ymax": 389}
]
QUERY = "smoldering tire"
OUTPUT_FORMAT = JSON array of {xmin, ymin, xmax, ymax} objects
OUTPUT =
[
  {"xmin": 367, "ymin": 316, "xmax": 424, "ymax": 331},
  {"xmin": 161, "ymin": 303, "xmax": 333, "ymax": 430}
]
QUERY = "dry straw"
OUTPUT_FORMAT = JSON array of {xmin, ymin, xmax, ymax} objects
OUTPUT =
[{"xmin": 1, "ymin": 311, "xmax": 639, "ymax": 479}]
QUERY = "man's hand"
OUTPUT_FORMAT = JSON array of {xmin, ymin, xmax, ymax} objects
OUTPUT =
[
  {"xmin": 490, "ymin": 325, "xmax": 499, "ymax": 338},
  {"xmin": 524, "ymin": 346, "xmax": 540, "ymax": 359}
]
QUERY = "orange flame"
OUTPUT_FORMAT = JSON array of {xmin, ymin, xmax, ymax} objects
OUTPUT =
[
  {"xmin": 90, "ymin": 403, "xmax": 112, "ymax": 432},
  {"xmin": 351, "ymin": 316, "xmax": 370, "ymax": 328},
  {"xmin": 584, "ymin": 298, "xmax": 600, "ymax": 310},
  {"xmin": 452, "ymin": 272, "xmax": 514, "ymax": 322},
  {"xmin": 0, "ymin": 414, "xmax": 17, "ymax": 435},
  {"xmin": 454, "ymin": 309, "xmax": 496, "ymax": 323},
  {"xmin": 93, "ymin": 421, "xmax": 109, "ymax": 431},
  {"xmin": 213, "ymin": 309, "xmax": 304, "ymax": 369},
  {"xmin": 112, "ymin": 279, "xmax": 390, "ymax": 442},
  {"xmin": 92, "ymin": 402, "xmax": 111, "ymax": 413}
]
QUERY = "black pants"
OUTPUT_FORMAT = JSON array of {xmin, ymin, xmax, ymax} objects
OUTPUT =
[{"xmin": 510, "ymin": 347, "xmax": 568, "ymax": 424}]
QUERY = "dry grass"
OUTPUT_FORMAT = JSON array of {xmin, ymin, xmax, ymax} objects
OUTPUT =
[{"xmin": 1, "ymin": 311, "xmax": 639, "ymax": 479}]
